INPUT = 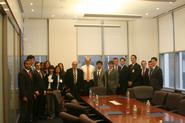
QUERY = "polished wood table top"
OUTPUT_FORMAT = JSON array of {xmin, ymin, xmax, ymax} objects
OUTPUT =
[{"xmin": 81, "ymin": 95, "xmax": 185, "ymax": 123}]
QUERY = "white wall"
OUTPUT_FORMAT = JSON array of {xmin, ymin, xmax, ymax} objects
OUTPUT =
[
  {"xmin": 23, "ymin": 19, "xmax": 48, "ymax": 56},
  {"xmin": 6, "ymin": 0, "xmax": 23, "ymax": 30},
  {"xmin": 49, "ymin": 19, "xmax": 77, "ymax": 69},
  {"xmin": 128, "ymin": 18, "xmax": 158, "ymax": 64}
]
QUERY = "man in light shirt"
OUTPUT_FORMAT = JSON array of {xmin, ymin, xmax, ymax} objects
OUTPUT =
[{"xmin": 81, "ymin": 56, "xmax": 95, "ymax": 96}]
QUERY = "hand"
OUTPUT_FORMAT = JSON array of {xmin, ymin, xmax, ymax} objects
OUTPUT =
[
  {"xmin": 23, "ymin": 97, "xmax": 28, "ymax": 103},
  {"xmin": 128, "ymin": 81, "xmax": 133, "ymax": 87}
]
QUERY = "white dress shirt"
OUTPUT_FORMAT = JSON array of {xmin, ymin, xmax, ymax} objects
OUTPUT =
[{"xmin": 81, "ymin": 64, "xmax": 95, "ymax": 80}]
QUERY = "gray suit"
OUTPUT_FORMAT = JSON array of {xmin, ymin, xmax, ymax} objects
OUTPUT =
[
  {"xmin": 93, "ymin": 69, "xmax": 105, "ymax": 87},
  {"xmin": 105, "ymin": 69, "xmax": 119, "ymax": 95},
  {"xmin": 150, "ymin": 66, "xmax": 163, "ymax": 91}
]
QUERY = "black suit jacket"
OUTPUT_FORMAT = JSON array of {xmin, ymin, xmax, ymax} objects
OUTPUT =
[
  {"xmin": 119, "ymin": 65, "xmax": 129, "ymax": 87},
  {"xmin": 45, "ymin": 74, "xmax": 55, "ymax": 90},
  {"xmin": 128, "ymin": 63, "xmax": 141, "ymax": 86},
  {"xmin": 18, "ymin": 69, "xmax": 34, "ymax": 101},
  {"xmin": 64, "ymin": 68, "xmax": 84, "ymax": 94},
  {"xmin": 33, "ymin": 70, "xmax": 46, "ymax": 94},
  {"xmin": 53, "ymin": 74, "xmax": 64, "ymax": 91},
  {"xmin": 140, "ymin": 68, "xmax": 149, "ymax": 85},
  {"xmin": 150, "ymin": 66, "xmax": 163, "ymax": 90}
]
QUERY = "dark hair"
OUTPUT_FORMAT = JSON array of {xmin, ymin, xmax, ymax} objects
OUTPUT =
[
  {"xmin": 96, "ymin": 60, "xmax": 103, "ymax": 65},
  {"xmin": 35, "ymin": 61, "xmax": 40, "ymax": 66},
  {"xmin": 131, "ymin": 54, "xmax": 137, "ymax": 59},
  {"xmin": 24, "ymin": 59, "xmax": 30, "ymax": 65},
  {"xmin": 54, "ymin": 65, "xmax": 61, "ymax": 74},
  {"xmin": 26, "ymin": 55, "xmax": 35, "ymax": 60},
  {"xmin": 148, "ymin": 60, "xmax": 152, "ymax": 63},
  {"xmin": 108, "ymin": 60, "xmax": 114, "ymax": 65},
  {"xmin": 48, "ymin": 65, "xmax": 54, "ymax": 70},
  {"xmin": 113, "ymin": 57, "xmax": 118, "ymax": 60},
  {"xmin": 120, "ymin": 57, "xmax": 126, "ymax": 61},
  {"xmin": 44, "ymin": 60, "xmax": 51, "ymax": 68},
  {"xmin": 151, "ymin": 57, "xmax": 158, "ymax": 61}
]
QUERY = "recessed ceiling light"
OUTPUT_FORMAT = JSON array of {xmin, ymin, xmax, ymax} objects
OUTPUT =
[
  {"xmin": 0, "ymin": 1, "xmax": 6, "ymax": 5},
  {"xmin": 31, "ymin": 9, "xmax": 34, "ymax": 12},
  {"xmin": 30, "ymin": 3, "xmax": 33, "ymax": 6},
  {"xmin": 4, "ymin": 8, "xmax": 9, "ymax": 11},
  {"xmin": 169, "ymin": 2, "xmax": 173, "ymax": 4},
  {"xmin": 156, "ymin": 8, "xmax": 160, "ymax": 10},
  {"xmin": 145, "ymin": 13, "xmax": 149, "ymax": 16}
]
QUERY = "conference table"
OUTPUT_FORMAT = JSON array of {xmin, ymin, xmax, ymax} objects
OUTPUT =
[{"xmin": 81, "ymin": 95, "xmax": 185, "ymax": 123}]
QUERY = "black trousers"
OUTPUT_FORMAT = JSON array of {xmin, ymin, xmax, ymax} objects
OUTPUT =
[
  {"xmin": 19, "ymin": 99, "xmax": 33, "ymax": 123},
  {"xmin": 84, "ymin": 80, "xmax": 94, "ymax": 96},
  {"xmin": 33, "ymin": 94, "xmax": 46, "ymax": 120}
]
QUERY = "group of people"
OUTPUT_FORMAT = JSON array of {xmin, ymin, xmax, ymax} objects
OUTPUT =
[{"xmin": 18, "ymin": 54, "xmax": 163, "ymax": 123}]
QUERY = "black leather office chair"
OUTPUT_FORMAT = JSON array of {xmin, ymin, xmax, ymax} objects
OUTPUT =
[{"xmin": 151, "ymin": 90, "xmax": 168, "ymax": 107}]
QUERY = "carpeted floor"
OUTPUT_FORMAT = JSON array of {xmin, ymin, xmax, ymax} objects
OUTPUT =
[{"xmin": 33, "ymin": 117, "xmax": 63, "ymax": 123}]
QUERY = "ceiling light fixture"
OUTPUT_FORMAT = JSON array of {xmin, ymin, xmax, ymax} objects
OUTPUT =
[
  {"xmin": 0, "ymin": 1, "xmax": 6, "ymax": 5},
  {"xmin": 156, "ymin": 8, "xmax": 160, "ymax": 10},
  {"xmin": 145, "ymin": 13, "xmax": 149, "ymax": 15},
  {"xmin": 4, "ymin": 8, "xmax": 9, "ymax": 11},
  {"xmin": 169, "ymin": 2, "xmax": 173, "ymax": 4},
  {"xmin": 84, "ymin": 13, "xmax": 142, "ymax": 18},
  {"xmin": 30, "ymin": 3, "xmax": 33, "ymax": 6},
  {"xmin": 31, "ymin": 9, "xmax": 34, "ymax": 12}
]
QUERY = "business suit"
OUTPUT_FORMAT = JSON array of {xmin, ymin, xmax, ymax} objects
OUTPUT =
[
  {"xmin": 118, "ymin": 65, "xmax": 129, "ymax": 95},
  {"xmin": 18, "ymin": 69, "xmax": 34, "ymax": 123},
  {"xmin": 150, "ymin": 66, "xmax": 163, "ymax": 91},
  {"xmin": 32, "ymin": 70, "xmax": 46, "ymax": 120},
  {"xmin": 53, "ymin": 74, "xmax": 64, "ymax": 91},
  {"xmin": 114, "ymin": 65, "xmax": 121, "ymax": 72},
  {"xmin": 128, "ymin": 63, "xmax": 141, "ymax": 87},
  {"xmin": 93, "ymin": 68, "xmax": 105, "ymax": 87},
  {"xmin": 140, "ymin": 68, "xmax": 150, "ymax": 86},
  {"xmin": 105, "ymin": 69, "xmax": 119, "ymax": 95},
  {"xmin": 65, "ymin": 68, "xmax": 84, "ymax": 100}
]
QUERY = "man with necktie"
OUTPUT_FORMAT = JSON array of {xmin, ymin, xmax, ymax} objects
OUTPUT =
[
  {"xmin": 140, "ymin": 60, "xmax": 149, "ymax": 86},
  {"xmin": 150, "ymin": 57, "xmax": 163, "ymax": 91},
  {"xmin": 118, "ymin": 57, "xmax": 129, "ymax": 95},
  {"xmin": 65, "ymin": 61, "xmax": 84, "ymax": 100},
  {"xmin": 18, "ymin": 60, "xmax": 34, "ymax": 123},
  {"xmin": 93, "ymin": 61, "xmax": 105, "ymax": 87},
  {"xmin": 81, "ymin": 57, "xmax": 95, "ymax": 96}
]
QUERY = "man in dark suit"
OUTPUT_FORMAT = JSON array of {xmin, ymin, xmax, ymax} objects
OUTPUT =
[
  {"xmin": 105, "ymin": 61, "xmax": 119, "ymax": 95},
  {"xmin": 93, "ymin": 61, "xmax": 105, "ymax": 87},
  {"xmin": 18, "ymin": 60, "xmax": 34, "ymax": 123},
  {"xmin": 118, "ymin": 57, "xmax": 129, "ymax": 95},
  {"xmin": 113, "ymin": 57, "xmax": 121, "ymax": 72},
  {"xmin": 65, "ymin": 61, "xmax": 84, "ymax": 100},
  {"xmin": 140, "ymin": 60, "xmax": 149, "ymax": 86},
  {"xmin": 32, "ymin": 61, "xmax": 46, "ymax": 120},
  {"xmin": 128, "ymin": 55, "xmax": 141, "ymax": 87},
  {"xmin": 150, "ymin": 57, "xmax": 163, "ymax": 91}
]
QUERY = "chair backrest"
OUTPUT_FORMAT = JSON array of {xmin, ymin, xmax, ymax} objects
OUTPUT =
[
  {"xmin": 151, "ymin": 90, "xmax": 168, "ymax": 106},
  {"xmin": 178, "ymin": 99, "xmax": 185, "ymax": 116},
  {"xmin": 91, "ymin": 87, "xmax": 107, "ymax": 95},
  {"xmin": 65, "ymin": 103, "xmax": 87, "ymax": 116},
  {"xmin": 132, "ymin": 86, "xmax": 154, "ymax": 100},
  {"xmin": 59, "ymin": 112, "xmax": 80, "ymax": 123},
  {"xmin": 79, "ymin": 114, "xmax": 96, "ymax": 123},
  {"xmin": 165, "ymin": 92, "xmax": 185, "ymax": 111}
]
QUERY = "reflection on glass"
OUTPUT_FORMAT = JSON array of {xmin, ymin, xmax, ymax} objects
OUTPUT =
[
  {"xmin": 176, "ymin": 52, "xmax": 185, "ymax": 90},
  {"xmin": 7, "ymin": 20, "xmax": 15, "ymax": 123},
  {"xmin": 160, "ymin": 53, "xmax": 174, "ymax": 88}
]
